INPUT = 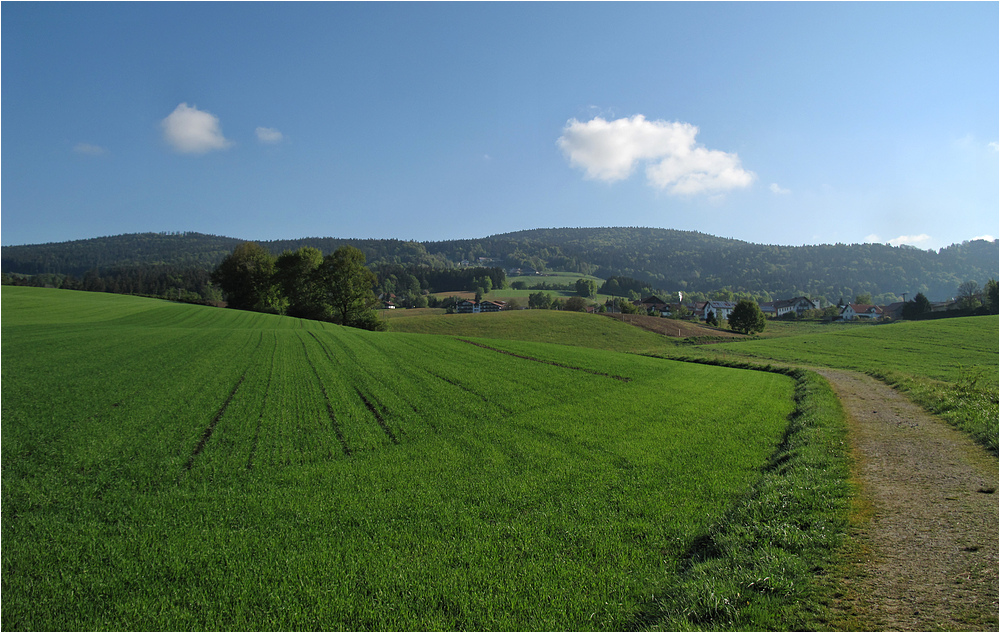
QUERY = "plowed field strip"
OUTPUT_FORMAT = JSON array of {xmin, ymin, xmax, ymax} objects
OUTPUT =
[{"xmin": 458, "ymin": 339, "xmax": 632, "ymax": 382}]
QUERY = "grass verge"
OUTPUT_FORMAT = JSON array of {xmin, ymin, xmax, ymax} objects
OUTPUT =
[{"xmin": 634, "ymin": 360, "xmax": 853, "ymax": 631}]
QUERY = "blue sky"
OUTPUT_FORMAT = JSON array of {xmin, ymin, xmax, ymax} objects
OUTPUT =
[{"xmin": 2, "ymin": 2, "xmax": 997, "ymax": 250}]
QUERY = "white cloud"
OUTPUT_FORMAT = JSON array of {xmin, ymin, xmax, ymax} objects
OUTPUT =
[
  {"xmin": 161, "ymin": 103, "xmax": 232, "ymax": 154},
  {"xmin": 972, "ymin": 234, "xmax": 996, "ymax": 242},
  {"xmin": 888, "ymin": 234, "xmax": 931, "ymax": 247},
  {"xmin": 255, "ymin": 126, "xmax": 283, "ymax": 144},
  {"xmin": 864, "ymin": 233, "xmax": 932, "ymax": 248},
  {"xmin": 989, "ymin": 141, "xmax": 999, "ymax": 152},
  {"xmin": 73, "ymin": 143, "xmax": 107, "ymax": 156},
  {"xmin": 557, "ymin": 114, "xmax": 755, "ymax": 195},
  {"xmin": 769, "ymin": 183, "xmax": 791, "ymax": 195}
]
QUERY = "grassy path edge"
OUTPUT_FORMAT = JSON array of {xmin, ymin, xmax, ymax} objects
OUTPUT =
[{"xmin": 633, "ymin": 357, "xmax": 854, "ymax": 630}]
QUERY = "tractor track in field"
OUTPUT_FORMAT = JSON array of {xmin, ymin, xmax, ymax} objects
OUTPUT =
[
  {"xmin": 817, "ymin": 369, "xmax": 998, "ymax": 631},
  {"xmin": 300, "ymin": 335, "xmax": 351, "ymax": 457},
  {"xmin": 457, "ymin": 338, "xmax": 632, "ymax": 382},
  {"xmin": 354, "ymin": 388, "xmax": 400, "ymax": 445},
  {"xmin": 183, "ymin": 372, "xmax": 246, "ymax": 472}
]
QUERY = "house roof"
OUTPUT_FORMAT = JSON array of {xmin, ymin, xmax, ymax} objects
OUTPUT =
[{"xmin": 843, "ymin": 303, "xmax": 882, "ymax": 313}]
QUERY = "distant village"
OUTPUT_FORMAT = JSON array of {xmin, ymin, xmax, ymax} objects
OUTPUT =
[
  {"xmin": 374, "ymin": 258, "xmax": 988, "ymax": 322},
  {"xmin": 381, "ymin": 289, "xmax": 963, "ymax": 323},
  {"xmin": 426, "ymin": 295, "xmax": 909, "ymax": 322}
]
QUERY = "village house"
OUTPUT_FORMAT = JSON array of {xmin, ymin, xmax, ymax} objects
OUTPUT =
[
  {"xmin": 840, "ymin": 303, "xmax": 883, "ymax": 320},
  {"xmin": 455, "ymin": 299, "xmax": 506, "ymax": 314},
  {"xmin": 478, "ymin": 300, "xmax": 505, "ymax": 312},
  {"xmin": 758, "ymin": 296, "xmax": 819, "ymax": 318},
  {"xmin": 702, "ymin": 300, "xmax": 737, "ymax": 321},
  {"xmin": 455, "ymin": 299, "xmax": 479, "ymax": 313},
  {"xmin": 634, "ymin": 295, "xmax": 671, "ymax": 316},
  {"xmin": 881, "ymin": 302, "xmax": 906, "ymax": 320}
]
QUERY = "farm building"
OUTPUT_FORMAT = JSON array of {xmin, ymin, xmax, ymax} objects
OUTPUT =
[
  {"xmin": 635, "ymin": 295, "xmax": 671, "ymax": 316},
  {"xmin": 702, "ymin": 300, "xmax": 737, "ymax": 321},
  {"xmin": 759, "ymin": 296, "xmax": 819, "ymax": 318},
  {"xmin": 456, "ymin": 300, "xmax": 479, "ymax": 313},
  {"xmin": 455, "ymin": 299, "xmax": 506, "ymax": 314}
]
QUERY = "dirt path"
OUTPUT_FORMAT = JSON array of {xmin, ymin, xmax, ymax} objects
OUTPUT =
[{"xmin": 817, "ymin": 369, "xmax": 998, "ymax": 631}]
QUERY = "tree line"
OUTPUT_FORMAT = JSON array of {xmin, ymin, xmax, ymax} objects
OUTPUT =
[
  {"xmin": 4, "ymin": 227, "xmax": 997, "ymax": 305},
  {"xmin": 211, "ymin": 242, "xmax": 386, "ymax": 331}
]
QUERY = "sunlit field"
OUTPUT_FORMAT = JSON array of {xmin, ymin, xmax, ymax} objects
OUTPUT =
[{"xmin": 1, "ymin": 287, "xmax": 851, "ymax": 630}]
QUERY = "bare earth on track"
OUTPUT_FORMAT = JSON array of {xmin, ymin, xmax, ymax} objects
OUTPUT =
[{"xmin": 818, "ymin": 369, "xmax": 998, "ymax": 631}]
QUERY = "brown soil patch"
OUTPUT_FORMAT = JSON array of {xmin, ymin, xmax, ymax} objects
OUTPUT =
[
  {"xmin": 600, "ymin": 313, "xmax": 744, "ymax": 339},
  {"xmin": 818, "ymin": 369, "xmax": 998, "ymax": 631}
]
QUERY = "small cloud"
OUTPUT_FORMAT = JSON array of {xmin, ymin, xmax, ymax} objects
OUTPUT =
[
  {"xmin": 255, "ymin": 126, "xmax": 283, "ymax": 144},
  {"xmin": 864, "ymin": 234, "xmax": 882, "ymax": 243},
  {"xmin": 557, "ymin": 114, "xmax": 755, "ymax": 196},
  {"xmin": 483, "ymin": 153, "xmax": 492, "ymax": 161},
  {"xmin": 989, "ymin": 141, "xmax": 999, "ymax": 152},
  {"xmin": 888, "ymin": 234, "xmax": 931, "ymax": 247},
  {"xmin": 769, "ymin": 183, "xmax": 791, "ymax": 195},
  {"xmin": 972, "ymin": 234, "xmax": 996, "ymax": 242},
  {"xmin": 73, "ymin": 143, "xmax": 108, "ymax": 156},
  {"xmin": 161, "ymin": 103, "xmax": 232, "ymax": 154}
]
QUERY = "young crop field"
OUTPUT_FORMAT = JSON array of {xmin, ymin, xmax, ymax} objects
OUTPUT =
[
  {"xmin": 1, "ymin": 286, "xmax": 848, "ymax": 630},
  {"xmin": 387, "ymin": 308, "xmax": 680, "ymax": 354}
]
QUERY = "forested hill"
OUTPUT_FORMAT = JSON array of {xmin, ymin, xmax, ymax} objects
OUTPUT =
[{"xmin": 3, "ymin": 228, "xmax": 997, "ymax": 302}]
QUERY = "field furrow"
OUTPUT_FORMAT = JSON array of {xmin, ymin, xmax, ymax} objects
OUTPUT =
[{"xmin": 299, "ymin": 334, "xmax": 352, "ymax": 457}]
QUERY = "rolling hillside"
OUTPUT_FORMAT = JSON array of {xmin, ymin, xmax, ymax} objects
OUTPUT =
[
  {"xmin": 3, "ymin": 227, "xmax": 997, "ymax": 302},
  {"xmin": 1, "ymin": 286, "xmax": 849, "ymax": 630}
]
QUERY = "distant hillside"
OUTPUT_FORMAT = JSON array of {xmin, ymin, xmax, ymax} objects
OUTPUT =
[{"xmin": 3, "ymin": 227, "xmax": 997, "ymax": 303}]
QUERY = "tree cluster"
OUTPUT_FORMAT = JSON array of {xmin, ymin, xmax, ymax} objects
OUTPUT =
[{"xmin": 211, "ymin": 243, "xmax": 386, "ymax": 331}]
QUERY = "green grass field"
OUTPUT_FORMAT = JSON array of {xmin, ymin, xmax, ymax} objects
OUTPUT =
[
  {"xmin": 390, "ymin": 305, "xmax": 998, "ymax": 454},
  {"xmin": 2, "ymin": 287, "xmax": 849, "ymax": 630},
  {"xmin": 691, "ymin": 317, "xmax": 999, "ymax": 453},
  {"xmin": 387, "ymin": 309, "xmax": 678, "ymax": 354}
]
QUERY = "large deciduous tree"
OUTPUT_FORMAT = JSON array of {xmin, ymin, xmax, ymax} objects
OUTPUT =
[
  {"xmin": 575, "ymin": 278, "xmax": 597, "ymax": 298},
  {"xmin": 275, "ymin": 246, "xmax": 326, "ymax": 319},
  {"xmin": 211, "ymin": 241, "xmax": 281, "ymax": 312},
  {"xmin": 956, "ymin": 280, "xmax": 982, "ymax": 309},
  {"xmin": 728, "ymin": 299, "xmax": 767, "ymax": 335},
  {"xmin": 985, "ymin": 279, "xmax": 999, "ymax": 314},
  {"xmin": 317, "ymin": 246, "xmax": 383, "ymax": 330}
]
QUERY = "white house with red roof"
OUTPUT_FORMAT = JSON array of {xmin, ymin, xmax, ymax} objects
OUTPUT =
[{"xmin": 840, "ymin": 303, "xmax": 883, "ymax": 320}]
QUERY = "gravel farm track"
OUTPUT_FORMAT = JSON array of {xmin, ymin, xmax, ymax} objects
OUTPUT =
[
  {"xmin": 817, "ymin": 369, "xmax": 997, "ymax": 631},
  {"xmin": 607, "ymin": 314, "xmax": 998, "ymax": 628}
]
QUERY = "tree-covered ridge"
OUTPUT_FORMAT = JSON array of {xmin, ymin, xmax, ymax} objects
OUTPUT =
[{"xmin": 3, "ymin": 227, "xmax": 997, "ymax": 303}]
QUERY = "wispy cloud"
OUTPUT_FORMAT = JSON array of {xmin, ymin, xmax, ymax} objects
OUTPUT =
[
  {"xmin": 867, "ymin": 233, "xmax": 933, "ymax": 247},
  {"xmin": 161, "ymin": 103, "xmax": 232, "ymax": 154},
  {"xmin": 73, "ymin": 143, "xmax": 108, "ymax": 156},
  {"xmin": 769, "ymin": 183, "xmax": 791, "ymax": 195},
  {"xmin": 888, "ymin": 234, "xmax": 931, "ymax": 247},
  {"xmin": 255, "ymin": 126, "xmax": 283, "ymax": 144},
  {"xmin": 557, "ymin": 114, "xmax": 755, "ymax": 195}
]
